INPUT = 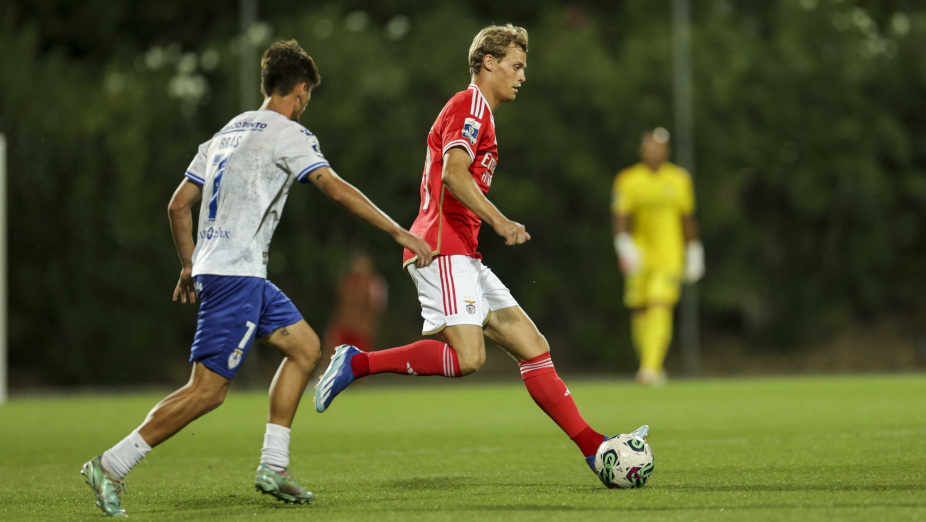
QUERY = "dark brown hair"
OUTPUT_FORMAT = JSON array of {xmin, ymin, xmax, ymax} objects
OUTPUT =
[{"xmin": 260, "ymin": 40, "xmax": 321, "ymax": 96}]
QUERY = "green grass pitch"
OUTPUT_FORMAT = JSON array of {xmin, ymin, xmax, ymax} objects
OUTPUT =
[{"xmin": 1, "ymin": 375, "xmax": 924, "ymax": 520}]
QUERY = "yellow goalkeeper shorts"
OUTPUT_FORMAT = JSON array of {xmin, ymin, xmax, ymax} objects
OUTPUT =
[{"xmin": 624, "ymin": 269, "xmax": 681, "ymax": 309}]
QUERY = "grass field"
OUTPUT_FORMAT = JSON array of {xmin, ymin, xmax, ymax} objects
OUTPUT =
[{"xmin": 1, "ymin": 374, "xmax": 924, "ymax": 520}]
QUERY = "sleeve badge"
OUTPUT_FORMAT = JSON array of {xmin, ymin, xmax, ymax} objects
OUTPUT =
[{"xmin": 462, "ymin": 117, "xmax": 482, "ymax": 145}]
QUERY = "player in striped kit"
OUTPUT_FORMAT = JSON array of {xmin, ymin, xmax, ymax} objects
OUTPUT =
[
  {"xmin": 80, "ymin": 40, "xmax": 433, "ymax": 517},
  {"xmin": 314, "ymin": 24, "xmax": 646, "ymax": 486}
]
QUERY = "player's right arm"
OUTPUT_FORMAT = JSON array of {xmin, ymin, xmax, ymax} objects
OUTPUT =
[
  {"xmin": 168, "ymin": 178, "xmax": 203, "ymax": 304},
  {"xmin": 610, "ymin": 171, "xmax": 641, "ymax": 275},
  {"xmin": 441, "ymin": 147, "xmax": 530, "ymax": 245},
  {"xmin": 309, "ymin": 166, "xmax": 433, "ymax": 268}
]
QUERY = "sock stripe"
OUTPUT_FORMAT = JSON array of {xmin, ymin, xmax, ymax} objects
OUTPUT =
[
  {"xmin": 519, "ymin": 353, "xmax": 554, "ymax": 375},
  {"xmin": 520, "ymin": 359, "xmax": 553, "ymax": 367},
  {"xmin": 519, "ymin": 361, "xmax": 555, "ymax": 375},
  {"xmin": 519, "ymin": 353, "xmax": 601, "ymax": 457},
  {"xmin": 443, "ymin": 344, "xmax": 450, "ymax": 377},
  {"xmin": 520, "ymin": 360, "xmax": 554, "ymax": 371}
]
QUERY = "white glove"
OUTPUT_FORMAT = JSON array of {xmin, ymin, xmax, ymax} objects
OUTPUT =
[
  {"xmin": 685, "ymin": 240, "xmax": 705, "ymax": 283},
  {"xmin": 614, "ymin": 233, "xmax": 642, "ymax": 275}
]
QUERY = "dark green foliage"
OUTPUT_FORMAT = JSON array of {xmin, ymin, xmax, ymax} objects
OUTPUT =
[{"xmin": 2, "ymin": 1, "xmax": 925, "ymax": 384}]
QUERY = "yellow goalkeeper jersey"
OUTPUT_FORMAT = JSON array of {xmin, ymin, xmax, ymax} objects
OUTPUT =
[{"xmin": 611, "ymin": 162, "xmax": 694, "ymax": 273}]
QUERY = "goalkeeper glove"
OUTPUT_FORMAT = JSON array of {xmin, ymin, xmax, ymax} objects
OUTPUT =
[
  {"xmin": 614, "ymin": 233, "xmax": 642, "ymax": 274},
  {"xmin": 685, "ymin": 240, "xmax": 705, "ymax": 283}
]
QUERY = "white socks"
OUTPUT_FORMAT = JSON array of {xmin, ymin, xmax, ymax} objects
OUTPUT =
[
  {"xmin": 101, "ymin": 429, "xmax": 152, "ymax": 480},
  {"xmin": 98, "ymin": 424, "xmax": 290, "ymax": 479},
  {"xmin": 260, "ymin": 423, "xmax": 291, "ymax": 473}
]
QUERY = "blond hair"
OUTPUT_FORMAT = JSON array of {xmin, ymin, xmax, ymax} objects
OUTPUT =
[{"xmin": 468, "ymin": 24, "xmax": 529, "ymax": 77}]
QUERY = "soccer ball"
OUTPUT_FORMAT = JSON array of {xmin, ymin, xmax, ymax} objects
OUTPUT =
[{"xmin": 593, "ymin": 432, "xmax": 654, "ymax": 489}]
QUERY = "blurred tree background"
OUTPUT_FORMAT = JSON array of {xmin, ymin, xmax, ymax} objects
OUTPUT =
[{"xmin": 2, "ymin": 0, "xmax": 925, "ymax": 386}]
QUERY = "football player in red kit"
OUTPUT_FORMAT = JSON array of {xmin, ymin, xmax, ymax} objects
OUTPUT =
[{"xmin": 315, "ymin": 24, "xmax": 648, "ymax": 485}]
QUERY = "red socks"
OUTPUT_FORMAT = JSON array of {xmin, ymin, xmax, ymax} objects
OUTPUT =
[
  {"xmin": 519, "ymin": 353, "xmax": 604, "ymax": 457},
  {"xmin": 351, "ymin": 340, "xmax": 461, "ymax": 378},
  {"xmin": 350, "ymin": 346, "xmax": 602, "ymax": 457}
]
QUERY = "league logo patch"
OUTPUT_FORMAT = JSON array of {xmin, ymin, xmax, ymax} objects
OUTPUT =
[
  {"xmin": 462, "ymin": 118, "xmax": 482, "ymax": 145},
  {"xmin": 228, "ymin": 348, "xmax": 243, "ymax": 370},
  {"xmin": 300, "ymin": 129, "xmax": 325, "ymax": 157},
  {"xmin": 309, "ymin": 136, "xmax": 324, "ymax": 157}
]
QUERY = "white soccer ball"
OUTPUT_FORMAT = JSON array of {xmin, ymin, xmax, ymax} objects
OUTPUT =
[{"xmin": 593, "ymin": 432, "xmax": 654, "ymax": 489}]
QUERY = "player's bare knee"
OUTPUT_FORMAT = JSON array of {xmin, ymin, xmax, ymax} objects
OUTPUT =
[
  {"xmin": 269, "ymin": 324, "xmax": 320, "ymax": 373},
  {"xmin": 294, "ymin": 333, "xmax": 321, "ymax": 372},
  {"xmin": 457, "ymin": 349, "xmax": 486, "ymax": 375},
  {"xmin": 306, "ymin": 343, "xmax": 321, "ymax": 369},
  {"xmin": 293, "ymin": 343, "xmax": 321, "ymax": 374},
  {"xmin": 204, "ymin": 396, "xmax": 225, "ymax": 413},
  {"xmin": 186, "ymin": 387, "xmax": 225, "ymax": 414}
]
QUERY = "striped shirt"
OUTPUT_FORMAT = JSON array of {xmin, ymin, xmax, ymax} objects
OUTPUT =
[{"xmin": 403, "ymin": 84, "xmax": 498, "ymax": 266}]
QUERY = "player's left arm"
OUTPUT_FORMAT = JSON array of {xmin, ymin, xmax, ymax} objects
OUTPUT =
[
  {"xmin": 680, "ymin": 172, "xmax": 704, "ymax": 282},
  {"xmin": 442, "ymin": 148, "xmax": 529, "ymax": 245},
  {"xmin": 309, "ymin": 166, "xmax": 433, "ymax": 268},
  {"xmin": 168, "ymin": 178, "xmax": 203, "ymax": 303},
  {"xmin": 682, "ymin": 215, "xmax": 699, "ymax": 243}
]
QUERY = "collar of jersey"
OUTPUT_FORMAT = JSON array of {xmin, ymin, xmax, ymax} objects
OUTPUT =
[{"xmin": 468, "ymin": 83, "xmax": 493, "ymax": 116}]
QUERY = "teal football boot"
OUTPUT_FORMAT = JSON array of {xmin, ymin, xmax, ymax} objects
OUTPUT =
[
  {"xmin": 254, "ymin": 464, "xmax": 314, "ymax": 504},
  {"xmin": 80, "ymin": 456, "xmax": 127, "ymax": 517}
]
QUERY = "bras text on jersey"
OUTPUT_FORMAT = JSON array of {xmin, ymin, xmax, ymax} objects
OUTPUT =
[{"xmin": 218, "ymin": 135, "xmax": 241, "ymax": 150}]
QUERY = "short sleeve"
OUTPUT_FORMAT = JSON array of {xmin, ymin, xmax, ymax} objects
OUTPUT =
[
  {"xmin": 184, "ymin": 139, "xmax": 212, "ymax": 185},
  {"xmin": 437, "ymin": 94, "xmax": 484, "ymax": 161},
  {"xmin": 612, "ymin": 171, "xmax": 633, "ymax": 215},
  {"xmin": 678, "ymin": 169, "xmax": 695, "ymax": 215},
  {"xmin": 275, "ymin": 125, "xmax": 331, "ymax": 184}
]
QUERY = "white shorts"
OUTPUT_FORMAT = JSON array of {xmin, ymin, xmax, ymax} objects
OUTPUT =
[{"xmin": 407, "ymin": 255, "xmax": 519, "ymax": 335}]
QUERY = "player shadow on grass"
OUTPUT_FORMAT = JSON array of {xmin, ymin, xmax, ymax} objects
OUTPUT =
[
  {"xmin": 141, "ymin": 493, "xmax": 310, "ymax": 514},
  {"xmin": 382, "ymin": 477, "xmax": 472, "ymax": 491},
  {"xmin": 395, "ymin": 499, "xmax": 926, "ymax": 513},
  {"xmin": 658, "ymin": 484, "xmax": 923, "ymax": 492},
  {"xmin": 382, "ymin": 477, "xmax": 611, "ymax": 492}
]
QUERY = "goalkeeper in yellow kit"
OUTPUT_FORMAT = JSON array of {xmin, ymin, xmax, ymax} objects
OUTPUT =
[{"xmin": 611, "ymin": 128, "xmax": 704, "ymax": 386}]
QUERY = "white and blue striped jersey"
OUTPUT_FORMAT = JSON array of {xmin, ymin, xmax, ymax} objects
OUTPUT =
[{"xmin": 184, "ymin": 110, "xmax": 329, "ymax": 279}]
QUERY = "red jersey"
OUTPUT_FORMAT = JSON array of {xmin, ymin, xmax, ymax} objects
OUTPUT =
[{"xmin": 403, "ymin": 84, "xmax": 498, "ymax": 267}]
